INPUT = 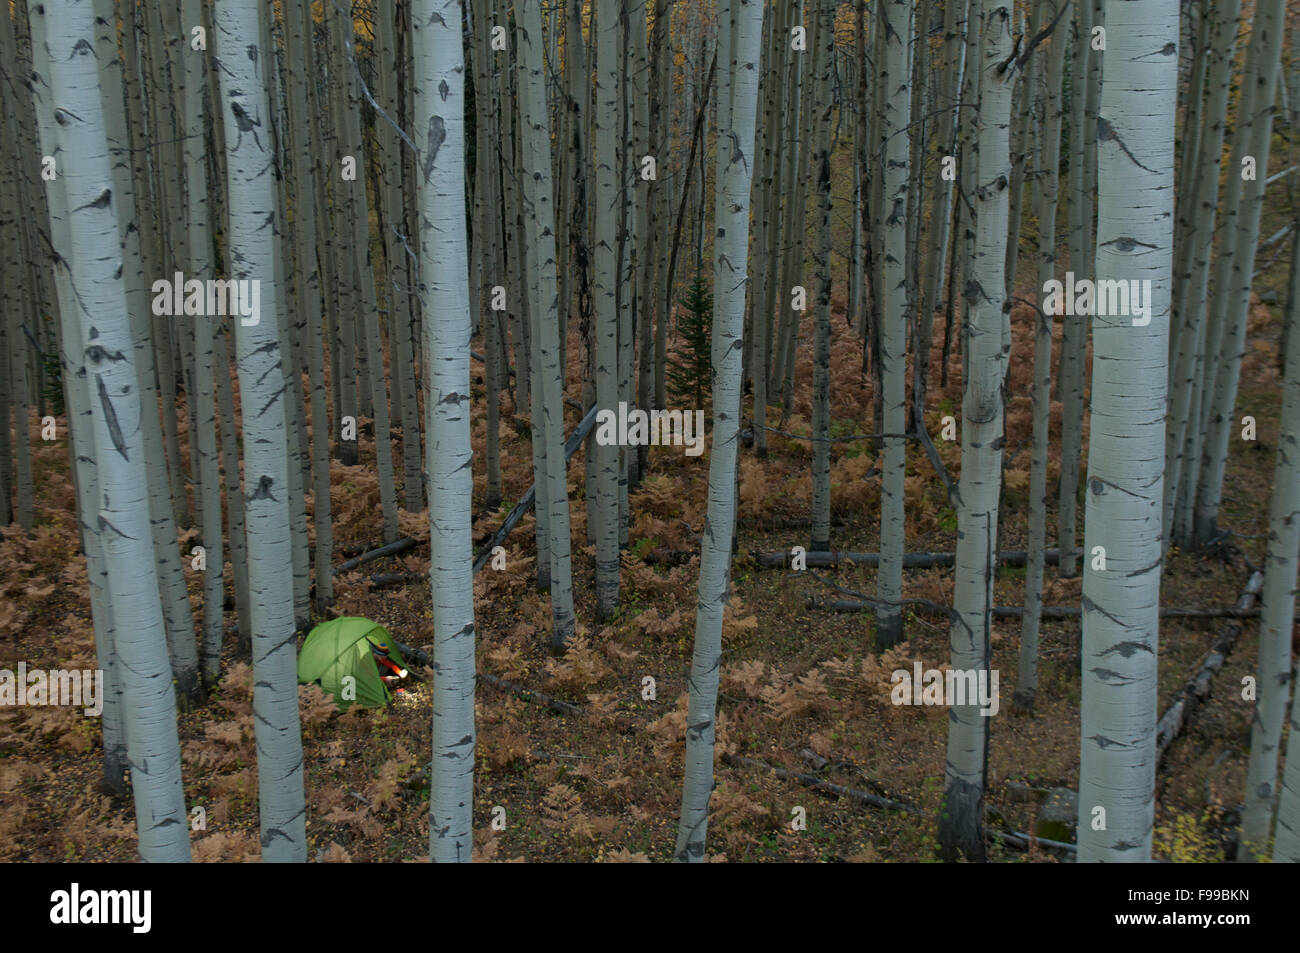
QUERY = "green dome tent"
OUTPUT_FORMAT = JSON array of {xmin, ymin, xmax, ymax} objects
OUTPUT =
[{"xmin": 298, "ymin": 617, "xmax": 408, "ymax": 711}]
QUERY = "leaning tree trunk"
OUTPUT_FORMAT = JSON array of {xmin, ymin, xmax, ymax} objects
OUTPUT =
[
  {"xmin": 937, "ymin": 0, "xmax": 1013, "ymax": 864},
  {"xmin": 214, "ymin": 0, "xmax": 307, "ymax": 863},
  {"xmin": 876, "ymin": 0, "xmax": 914, "ymax": 650},
  {"xmin": 413, "ymin": 0, "xmax": 478, "ymax": 863},
  {"xmin": 39, "ymin": 0, "xmax": 191, "ymax": 861},
  {"xmin": 1241, "ymin": 225, "xmax": 1300, "ymax": 860},
  {"xmin": 1075, "ymin": 0, "xmax": 1177, "ymax": 864},
  {"xmin": 675, "ymin": 0, "xmax": 764, "ymax": 864}
]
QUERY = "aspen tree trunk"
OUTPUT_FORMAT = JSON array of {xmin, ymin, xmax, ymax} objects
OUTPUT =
[
  {"xmin": 653, "ymin": 0, "xmax": 673, "ymax": 408},
  {"xmin": 594, "ymin": 0, "xmax": 622, "ymax": 620},
  {"xmin": 771, "ymin": 0, "xmax": 802, "ymax": 398},
  {"xmin": 675, "ymin": 0, "xmax": 763, "ymax": 863},
  {"xmin": 413, "ymin": 0, "xmax": 477, "ymax": 863},
  {"xmin": 1240, "ymin": 228, "xmax": 1300, "ymax": 859},
  {"xmin": 1057, "ymin": 0, "xmax": 1092, "ymax": 579},
  {"xmin": 877, "ymin": 0, "xmax": 914, "ymax": 650},
  {"xmin": 28, "ymin": 0, "xmax": 128, "ymax": 793},
  {"xmin": 1002, "ymin": 4, "xmax": 1040, "ymax": 298},
  {"xmin": 283, "ymin": 0, "xmax": 333, "ymax": 611},
  {"xmin": 754, "ymin": 0, "xmax": 785, "ymax": 458},
  {"xmin": 518, "ymin": 0, "xmax": 578, "ymax": 650},
  {"xmin": 472, "ymin": 0, "xmax": 503, "ymax": 508},
  {"xmin": 180, "ymin": 0, "xmax": 223, "ymax": 682},
  {"xmin": 215, "ymin": 0, "xmax": 307, "ymax": 862},
  {"xmin": 633, "ymin": 0, "xmax": 656, "ymax": 483},
  {"xmin": 1163, "ymin": 0, "xmax": 1240, "ymax": 548},
  {"xmin": 0, "ymin": 66, "xmax": 32, "ymax": 532},
  {"xmin": 615, "ymin": 2, "xmax": 634, "ymax": 541},
  {"xmin": 40, "ymin": 0, "xmax": 191, "ymax": 860},
  {"xmin": 917, "ymin": 0, "xmax": 969, "ymax": 409},
  {"xmin": 1075, "ymin": 0, "xmax": 1176, "ymax": 864},
  {"xmin": 378, "ymin": 0, "xmax": 424, "ymax": 514},
  {"xmin": 332, "ymin": 9, "xmax": 399, "ymax": 544},
  {"xmin": 1015, "ymin": 0, "xmax": 1069, "ymax": 713},
  {"xmin": 1182, "ymin": 8, "xmax": 1260, "ymax": 539},
  {"xmin": 1273, "ymin": 237, "xmax": 1300, "ymax": 864},
  {"xmin": 1193, "ymin": 0, "xmax": 1286, "ymax": 545},
  {"xmin": 938, "ymin": 0, "xmax": 1014, "ymax": 864},
  {"xmin": 263, "ymin": 39, "xmax": 313, "ymax": 631},
  {"xmin": 810, "ymin": 0, "xmax": 833, "ymax": 554},
  {"xmin": 779, "ymin": 29, "xmax": 815, "ymax": 419},
  {"xmin": 91, "ymin": 0, "xmax": 200, "ymax": 705}
]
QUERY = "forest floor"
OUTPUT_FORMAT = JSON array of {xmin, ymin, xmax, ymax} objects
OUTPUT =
[{"xmin": 0, "ymin": 258, "xmax": 1290, "ymax": 862}]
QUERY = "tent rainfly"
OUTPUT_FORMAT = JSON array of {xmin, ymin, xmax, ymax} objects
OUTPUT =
[{"xmin": 297, "ymin": 617, "xmax": 408, "ymax": 711}]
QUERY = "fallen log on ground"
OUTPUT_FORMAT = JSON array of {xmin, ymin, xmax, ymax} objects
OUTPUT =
[
  {"xmin": 1155, "ymin": 570, "xmax": 1264, "ymax": 765},
  {"xmin": 333, "ymin": 536, "xmax": 419, "ymax": 572},
  {"xmin": 809, "ymin": 598, "xmax": 1272, "ymax": 620},
  {"xmin": 471, "ymin": 404, "xmax": 599, "ymax": 574},
  {"xmin": 393, "ymin": 640, "xmax": 582, "ymax": 716},
  {"xmin": 752, "ymin": 548, "xmax": 1078, "ymax": 570},
  {"xmin": 722, "ymin": 753, "xmax": 1077, "ymax": 855}
]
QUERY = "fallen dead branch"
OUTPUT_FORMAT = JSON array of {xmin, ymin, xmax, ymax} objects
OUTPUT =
[
  {"xmin": 751, "ymin": 548, "xmax": 1079, "ymax": 570},
  {"xmin": 1155, "ymin": 570, "xmax": 1264, "ymax": 765},
  {"xmin": 809, "ymin": 599, "xmax": 1272, "ymax": 620},
  {"xmin": 470, "ymin": 404, "xmax": 599, "ymax": 574},
  {"xmin": 333, "ymin": 536, "xmax": 419, "ymax": 572},
  {"xmin": 722, "ymin": 754, "xmax": 1077, "ymax": 856}
]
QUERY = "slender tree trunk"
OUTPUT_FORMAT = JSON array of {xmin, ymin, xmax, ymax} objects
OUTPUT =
[
  {"xmin": 518, "ymin": 0, "xmax": 578, "ymax": 650},
  {"xmin": 1192, "ymin": 0, "xmax": 1286, "ymax": 545},
  {"xmin": 876, "ymin": 0, "xmax": 914, "ymax": 650},
  {"xmin": 1015, "ymin": 1, "xmax": 1069, "ymax": 713},
  {"xmin": 1240, "ymin": 226, "xmax": 1300, "ymax": 859},
  {"xmin": 810, "ymin": 0, "xmax": 834, "ymax": 554},
  {"xmin": 215, "ymin": 0, "xmax": 307, "ymax": 863},
  {"xmin": 28, "ymin": 0, "xmax": 128, "ymax": 793},
  {"xmin": 1164, "ymin": 0, "xmax": 1240, "ymax": 549},
  {"xmin": 1076, "ymin": 0, "xmax": 1176, "ymax": 864},
  {"xmin": 675, "ymin": 0, "xmax": 763, "ymax": 863},
  {"xmin": 1273, "ymin": 239, "xmax": 1300, "ymax": 864},
  {"xmin": 1057, "ymin": 0, "xmax": 1092, "ymax": 579},
  {"xmin": 40, "ymin": 0, "xmax": 191, "ymax": 861},
  {"xmin": 594, "ymin": 0, "xmax": 622, "ymax": 619},
  {"xmin": 413, "ymin": 0, "xmax": 477, "ymax": 863},
  {"xmin": 938, "ymin": 0, "xmax": 1014, "ymax": 864}
]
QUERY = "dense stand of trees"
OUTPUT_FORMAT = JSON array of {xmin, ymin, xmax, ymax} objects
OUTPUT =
[{"xmin": 1, "ymin": 0, "xmax": 1299, "ymax": 862}]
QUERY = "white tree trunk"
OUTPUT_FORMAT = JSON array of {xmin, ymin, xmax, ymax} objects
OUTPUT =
[
  {"xmin": 1076, "ymin": 0, "xmax": 1177, "ymax": 864},
  {"xmin": 876, "ymin": 0, "xmax": 914, "ymax": 649},
  {"xmin": 938, "ymin": 0, "xmax": 1013, "ymax": 864},
  {"xmin": 517, "ymin": 0, "xmax": 578, "ymax": 649},
  {"xmin": 674, "ymin": 0, "xmax": 764, "ymax": 863},
  {"xmin": 214, "ymin": 0, "xmax": 307, "ymax": 862},
  {"xmin": 1242, "ymin": 226, "xmax": 1300, "ymax": 859},
  {"xmin": 40, "ymin": 0, "xmax": 190, "ymax": 861},
  {"xmin": 413, "ymin": 0, "xmax": 477, "ymax": 863}
]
